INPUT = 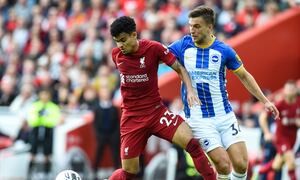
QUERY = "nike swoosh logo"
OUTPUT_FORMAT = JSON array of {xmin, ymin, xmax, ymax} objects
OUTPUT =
[
  {"xmin": 173, "ymin": 117, "xmax": 178, "ymax": 126},
  {"xmin": 117, "ymin": 62, "xmax": 124, "ymax": 66}
]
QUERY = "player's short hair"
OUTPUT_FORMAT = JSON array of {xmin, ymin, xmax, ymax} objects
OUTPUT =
[
  {"xmin": 188, "ymin": 6, "xmax": 215, "ymax": 25},
  {"xmin": 285, "ymin": 79, "xmax": 296, "ymax": 86},
  {"xmin": 110, "ymin": 16, "xmax": 136, "ymax": 37}
]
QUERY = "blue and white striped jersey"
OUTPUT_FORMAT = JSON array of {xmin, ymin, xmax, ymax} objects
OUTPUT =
[{"xmin": 168, "ymin": 35, "xmax": 243, "ymax": 118}]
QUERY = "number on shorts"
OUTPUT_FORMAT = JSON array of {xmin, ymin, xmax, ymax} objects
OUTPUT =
[
  {"xmin": 231, "ymin": 123, "xmax": 241, "ymax": 136},
  {"xmin": 159, "ymin": 110, "xmax": 176, "ymax": 127}
]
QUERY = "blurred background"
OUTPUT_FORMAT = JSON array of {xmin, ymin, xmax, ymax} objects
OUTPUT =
[{"xmin": 0, "ymin": 0, "xmax": 299, "ymax": 179}]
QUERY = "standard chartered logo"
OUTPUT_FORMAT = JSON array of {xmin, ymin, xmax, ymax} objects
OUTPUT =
[
  {"xmin": 120, "ymin": 73, "xmax": 149, "ymax": 83},
  {"xmin": 120, "ymin": 73, "xmax": 125, "ymax": 84}
]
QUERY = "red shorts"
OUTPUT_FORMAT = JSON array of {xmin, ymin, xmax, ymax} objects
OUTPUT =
[
  {"xmin": 120, "ymin": 105, "xmax": 184, "ymax": 159},
  {"xmin": 275, "ymin": 137, "xmax": 296, "ymax": 154}
]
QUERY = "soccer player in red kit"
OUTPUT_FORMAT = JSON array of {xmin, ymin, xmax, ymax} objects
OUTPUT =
[
  {"xmin": 108, "ymin": 16, "xmax": 216, "ymax": 180},
  {"xmin": 260, "ymin": 80, "xmax": 300, "ymax": 180}
]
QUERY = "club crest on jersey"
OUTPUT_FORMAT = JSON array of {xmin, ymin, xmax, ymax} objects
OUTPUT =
[
  {"xmin": 210, "ymin": 54, "xmax": 220, "ymax": 63},
  {"xmin": 124, "ymin": 147, "xmax": 129, "ymax": 156},
  {"xmin": 140, "ymin": 57, "xmax": 146, "ymax": 68}
]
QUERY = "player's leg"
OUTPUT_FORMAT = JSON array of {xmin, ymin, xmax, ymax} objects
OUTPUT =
[
  {"xmin": 283, "ymin": 150, "xmax": 296, "ymax": 180},
  {"xmin": 207, "ymin": 148, "xmax": 231, "ymax": 179},
  {"xmin": 151, "ymin": 106, "xmax": 216, "ymax": 179},
  {"xmin": 185, "ymin": 112, "xmax": 232, "ymax": 180},
  {"xmin": 110, "ymin": 157, "xmax": 139, "ymax": 180},
  {"xmin": 220, "ymin": 114, "xmax": 247, "ymax": 180},
  {"xmin": 110, "ymin": 115, "xmax": 149, "ymax": 180},
  {"xmin": 171, "ymin": 122, "xmax": 216, "ymax": 179},
  {"xmin": 227, "ymin": 142, "xmax": 248, "ymax": 180},
  {"xmin": 271, "ymin": 153, "xmax": 284, "ymax": 178}
]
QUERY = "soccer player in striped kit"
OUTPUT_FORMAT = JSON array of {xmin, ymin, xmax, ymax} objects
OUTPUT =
[{"xmin": 168, "ymin": 6, "xmax": 279, "ymax": 180}]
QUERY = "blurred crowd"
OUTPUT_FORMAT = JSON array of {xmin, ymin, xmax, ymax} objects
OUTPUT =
[
  {"xmin": 0, "ymin": 0, "xmax": 299, "ymax": 179},
  {"xmin": 0, "ymin": 0, "xmax": 298, "ymax": 115}
]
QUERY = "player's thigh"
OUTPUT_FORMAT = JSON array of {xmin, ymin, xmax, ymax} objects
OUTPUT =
[
  {"xmin": 151, "ymin": 107, "xmax": 187, "ymax": 147},
  {"xmin": 122, "ymin": 157, "xmax": 140, "ymax": 174},
  {"xmin": 220, "ymin": 114, "xmax": 244, "ymax": 150},
  {"xmin": 171, "ymin": 121, "xmax": 193, "ymax": 149},
  {"xmin": 186, "ymin": 116, "xmax": 222, "ymax": 153},
  {"xmin": 120, "ymin": 116, "xmax": 150, "ymax": 160},
  {"xmin": 272, "ymin": 153, "xmax": 284, "ymax": 170},
  {"xmin": 283, "ymin": 150, "xmax": 296, "ymax": 169},
  {"xmin": 227, "ymin": 142, "xmax": 248, "ymax": 171}
]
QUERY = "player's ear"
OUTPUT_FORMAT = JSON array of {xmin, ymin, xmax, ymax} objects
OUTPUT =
[
  {"xmin": 131, "ymin": 31, "xmax": 137, "ymax": 38},
  {"xmin": 208, "ymin": 23, "xmax": 214, "ymax": 32}
]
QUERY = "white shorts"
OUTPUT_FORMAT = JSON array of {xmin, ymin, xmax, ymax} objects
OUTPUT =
[{"xmin": 185, "ymin": 111, "xmax": 244, "ymax": 153}]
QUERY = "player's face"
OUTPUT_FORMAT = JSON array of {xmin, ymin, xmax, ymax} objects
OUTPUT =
[
  {"xmin": 189, "ymin": 17, "xmax": 213, "ymax": 44},
  {"xmin": 113, "ymin": 32, "xmax": 138, "ymax": 54},
  {"xmin": 283, "ymin": 83, "xmax": 297, "ymax": 98}
]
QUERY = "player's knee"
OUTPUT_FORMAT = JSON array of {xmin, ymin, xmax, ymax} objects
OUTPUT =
[
  {"xmin": 232, "ymin": 158, "xmax": 248, "ymax": 173},
  {"xmin": 214, "ymin": 157, "xmax": 231, "ymax": 174}
]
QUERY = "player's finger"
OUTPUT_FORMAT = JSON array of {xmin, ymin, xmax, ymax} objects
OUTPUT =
[
  {"xmin": 272, "ymin": 106, "xmax": 280, "ymax": 120},
  {"xmin": 188, "ymin": 99, "xmax": 191, "ymax": 107},
  {"xmin": 193, "ymin": 96, "xmax": 200, "ymax": 105}
]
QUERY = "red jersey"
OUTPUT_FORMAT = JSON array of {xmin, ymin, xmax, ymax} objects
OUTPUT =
[
  {"xmin": 274, "ymin": 96, "xmax": 300, "ymax": 145},
  {"xmin": 112, "ymin": 39, "xmax": 176, "ymax": 116}
]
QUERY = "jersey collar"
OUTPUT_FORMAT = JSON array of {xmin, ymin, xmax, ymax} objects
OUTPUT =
[{"xmin": 194, "ymin": 34, "xmax": 216, "ymax": 49}]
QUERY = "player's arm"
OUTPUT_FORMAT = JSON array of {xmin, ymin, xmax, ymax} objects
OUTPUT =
[
  {"xmin": 234, "ymin": 66, "xmax": 279, "ymax": 119},
  {"xmin": 170, "ymin": 60, "xmax": 201, "ymax": 106},
  {"xmin": 259, "ymin": 111, "xmax": 273, "ymax": 141}
]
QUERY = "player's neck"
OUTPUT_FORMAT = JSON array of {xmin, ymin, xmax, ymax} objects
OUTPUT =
[
  {"xmin": 132, "ymin": 40, "xmax": 139, "ymax": 53},
  {"xmin": 195, "ymin": 34, "xmax": 215, "ymax": 48},
  {"xmin": 285, "ymin": 96, "xmax": 296, "ymax": 104}
]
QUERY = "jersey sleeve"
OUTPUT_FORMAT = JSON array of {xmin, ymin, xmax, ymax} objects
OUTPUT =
[
  {"xmin": 155, "ymin": 42, "xmax": 176, "ymax": 66},
  {"xmin": 225, "ymin": 46, "xmax": 243, "ymax": 72},
  {"xmin": 168, "ymin": 39, "xmax": 183, "ymax": 64},
  {"xmin": 111, "ymin": 48, "xmax": 118, "ymax": 68}
]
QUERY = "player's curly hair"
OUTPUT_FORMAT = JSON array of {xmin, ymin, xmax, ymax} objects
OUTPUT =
[
  {"xmin": 110, "ymin": 16, "xmax": 136, "ymax": 37},
  {"xmin": 188, "ymin": 6, "xmax": 215, "ymax": 25}
]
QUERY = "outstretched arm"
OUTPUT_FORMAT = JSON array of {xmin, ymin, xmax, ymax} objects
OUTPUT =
[
  {"xmin": 170, "ymin": 60, "xmax": 200, "ymax": 107},
  {"xmin": 234, "ymin": 66, "xmax": 279, "ymax": 119}
]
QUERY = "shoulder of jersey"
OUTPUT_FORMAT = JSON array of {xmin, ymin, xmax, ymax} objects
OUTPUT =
[{"xmin": 112, "ymin": 47, "xmax": 120, "ymax": 54}]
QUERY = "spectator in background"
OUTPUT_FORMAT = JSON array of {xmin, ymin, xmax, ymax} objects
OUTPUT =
[
  {"xmin": 27, "ymin": 88, "xmax": 61, "ymax": 175},
  {"xmin": 236, "ymin": 0, "xmax": 260, "ymax": 29},
  {"xmin": 77, "ymin": 27, "xmax": 104, "ymax": 65},
  {"xmin": 92, "ymin": 64, "xmax": 119, "ymax": 93},
  {"xmin": 0, "ymin": 75, "xmax": 17, "ymax": 106},
  {"xmin": 80, "ymin": 85, "xmax": 97, "ymax": 110},
  {"xmin": 92, "ymin": 85, "xmax": 120, "ymax": 179},
  {"xmin": 256, "ymin": 0, "xmax": 279, "ymax": 26},
  {"xmin": 259, "ymin": 80, "xmax": 300, "ymax": 180},
  {"xmin": 9, "ymin": 83, "xmax": 36, "ymax": 114}
]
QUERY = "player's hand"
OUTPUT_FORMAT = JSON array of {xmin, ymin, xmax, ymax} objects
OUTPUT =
[
  {"xmin": 264, "ymin": 101, "xmax": 279, "ymax": 120},
  {"xmin": 264, "ymin": 132, "xmax": 273, "ymax": 142},
  {"xmin": 187, "ymin": 89, "xmax": 201, "ymax": 107}
]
